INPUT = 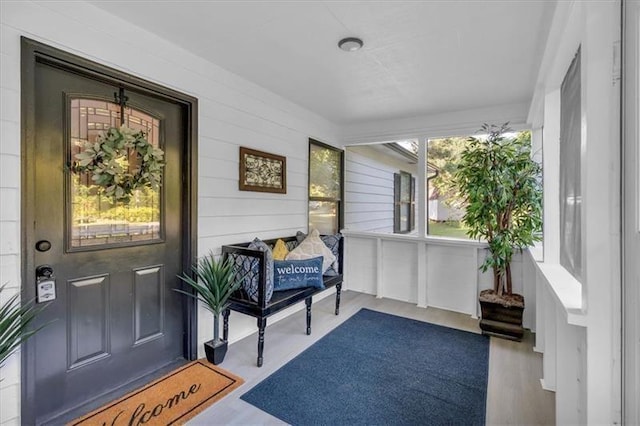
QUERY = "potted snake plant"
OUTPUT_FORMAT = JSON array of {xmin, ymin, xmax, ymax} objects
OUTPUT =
[
  {"xmin": 453, "ymin": 123, "xmax": 542, "ymax": 340},
  {"xmin": 176, "ymin": 253, "xmax": 244, "ymax": 364}
]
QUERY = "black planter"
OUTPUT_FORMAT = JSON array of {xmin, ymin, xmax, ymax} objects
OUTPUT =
[
  {"xmin": 479, "ymin": 297, "xmax": 524, "ymax": 341},
  {"xmin": 204, "ymin": 339, "xmax": 228, "ymax": 365}
]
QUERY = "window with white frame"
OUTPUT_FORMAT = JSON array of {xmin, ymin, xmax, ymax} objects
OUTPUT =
[{"xmin": 426, "ymin": 136, "xmax": 470, "ymax": 239}]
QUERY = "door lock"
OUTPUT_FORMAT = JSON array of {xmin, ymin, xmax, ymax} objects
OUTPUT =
[{"xmin": 35, "ymin": 265, "xmax": 56, "ymax": 303}]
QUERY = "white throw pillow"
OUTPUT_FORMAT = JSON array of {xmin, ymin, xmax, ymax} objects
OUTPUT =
[{"xmin": 286, "ymin": 229, "xmax": 336, "ymax": 274}]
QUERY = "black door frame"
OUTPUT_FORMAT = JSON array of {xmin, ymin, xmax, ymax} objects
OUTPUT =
[{"xmin": 20, "ymin": 37, "xmax": 198, "ymax": 424}]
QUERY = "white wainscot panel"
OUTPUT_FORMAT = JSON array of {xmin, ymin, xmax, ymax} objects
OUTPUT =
[
  {"xmin": 533, "ymin": 255, "xmax": 587, "ymax": 425},
  {"xmin": 521, "ymin": 251, "xmax": 537, "ymax": 331},
  {"xmin": 381, "ymin": 240, "xmax": 418, "ymax": 303},
  {"xmin": 476, "ymin": 248, "xmax": 494, "ymax": 294},
  {"xmin": 344, "ymin": 237, "xmax": 377, "ymax": 295},
  {"xmin": 427, "ymin": 245, "xmax": 477, "ymax": 315}
]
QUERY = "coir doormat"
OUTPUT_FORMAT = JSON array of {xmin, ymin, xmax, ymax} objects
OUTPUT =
[{"xmin": 69, "ymin": 360, "xmax": 243, "ymax": 426}]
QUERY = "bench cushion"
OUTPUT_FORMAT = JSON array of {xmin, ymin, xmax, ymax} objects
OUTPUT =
[
  {"xmin": 239, "ymin": 238, "xmax": 274, "ymax": 303},
  {"xmin": 296, "ymin": 231, "xmax": 342, "ymax": 276},
  {"xmin": 287, "ymin": 229, "xmax": 335, "ymax": 273},
  {"xmin": 272, "ymin": 239, "xmax": 289, "ymax": 261}
]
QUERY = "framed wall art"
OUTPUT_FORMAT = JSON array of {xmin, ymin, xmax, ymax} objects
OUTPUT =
[{"xmin": 239, "ymin": 147, "xmax": 287, "ymax": 194}]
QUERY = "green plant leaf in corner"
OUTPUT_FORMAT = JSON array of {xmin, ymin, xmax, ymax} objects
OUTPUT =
[{"xmin": 0, "ymin": 282, "xmax": 49, "ymax": 368}]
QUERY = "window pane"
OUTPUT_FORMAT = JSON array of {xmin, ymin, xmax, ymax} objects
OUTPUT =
[
  {"xmin": 400, "ymin": 203, "xmax": 410, "ymax": 232},
  {"xmin": 309, "ymin": 201, "xmax": 338, "ymax": 235},
  {"xmin": 69, "ymin": 98, "xmax": 162, "ymax": 248},
  {"xmin": 400, "ymin": 172, "xmax": 411, "ymax": 202},
  {"xmin": 559, "ymin": 49, "xmax": 582, "ymax": 281},
  {"xmin": 310, "ymin": 144, "xmax": 341, "ymax": 199},
  {"xmin": 427, "ymin": 137, "xmax": 469, "ymax": 239}
]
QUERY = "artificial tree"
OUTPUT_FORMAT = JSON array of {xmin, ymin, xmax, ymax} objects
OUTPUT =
[
  {"xmin": 176, "ymin": 253, "xmax": 244, "ymax": 364},
  {"xmin": 454, "ymin": 124, "xmax": 542, "ymax": 338}
]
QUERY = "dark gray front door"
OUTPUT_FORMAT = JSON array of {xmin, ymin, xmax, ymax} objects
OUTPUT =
[{"xmin": 26, "ymin": 58, "xmax": 188, "ymax": 423}]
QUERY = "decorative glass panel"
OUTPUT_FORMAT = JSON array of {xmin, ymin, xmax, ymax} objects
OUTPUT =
[{"xmin": 69, "ymin": 98, "xmax": 162, "ymax": 248}]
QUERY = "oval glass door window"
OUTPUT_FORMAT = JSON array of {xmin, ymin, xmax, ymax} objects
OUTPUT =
[{"xmin": 68, "ymin": 98, "xmax": 162, "ymax": 249}]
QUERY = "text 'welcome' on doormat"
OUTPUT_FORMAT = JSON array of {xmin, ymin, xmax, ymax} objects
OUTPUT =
[
  {"xmin": 241, "ymin": 308, "xmax": 490, "ymax": 426},
  {"xmin": 69, "ymin": 360, "xmax": 243, "ymax": 426}
]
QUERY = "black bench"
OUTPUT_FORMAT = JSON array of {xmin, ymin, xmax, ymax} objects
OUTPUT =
[{"xmin": 221, "ymin": 235, "xmax": 343, "ymax": 367}]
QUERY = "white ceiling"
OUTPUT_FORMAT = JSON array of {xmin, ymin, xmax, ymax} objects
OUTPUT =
[{"xmin": 89, "ymin": 1, "xmax": 556, "ymax": 125}]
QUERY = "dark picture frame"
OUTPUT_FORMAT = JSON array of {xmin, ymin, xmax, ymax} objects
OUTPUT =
[{"xmin": 239, "ymin": 146, "xmax": 287, "ymax": 194}]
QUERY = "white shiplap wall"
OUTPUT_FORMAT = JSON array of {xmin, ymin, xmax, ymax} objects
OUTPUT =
[
  {"xmin": 344, "ymin": 145, "xmax": 417, "ymax": 233},
  {"xmin": 0, "ymin": 1, "xmax": 339, "ymax": 424}
]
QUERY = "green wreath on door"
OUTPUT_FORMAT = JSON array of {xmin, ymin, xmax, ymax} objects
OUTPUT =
[{"xmin": 71, "ymin": 125, "xmax": 165, "ymax": 203}]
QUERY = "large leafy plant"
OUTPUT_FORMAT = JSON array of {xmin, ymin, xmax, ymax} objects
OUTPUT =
[
  {"xmin": 176, "ymin": 253, "xmax": 244, "ymax": 343},
  {"xmin": 453, "ymin": 124, "xmax": 542, "ymax": 297},
  {"xmin": 0, "ymin": 283, "xmax": 45, "ymax": 367}
]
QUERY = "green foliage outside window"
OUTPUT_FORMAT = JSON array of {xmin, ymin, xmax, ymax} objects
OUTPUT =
[
  {"xmin": 309, "ymin": 141, "xmax": 342, "ymax": 234},
  {"xmin": 428, "ymin": 131, "xmax": 532, "ymax": 211},
  {"xmin": 309, "ymin": 145, "xmax": 340, "ymax": 199},
  {"xmin": 428, "ymin": 136, "xmax": 470, "ymax": 209},
  {"xmin": 72, "ymin": 181, "xmax": 160, "ymax": 225}
]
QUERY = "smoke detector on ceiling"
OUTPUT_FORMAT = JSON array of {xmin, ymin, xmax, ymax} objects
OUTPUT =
[{"xmin": 338, "ymin": 37, "xmax": 364, "ymax": 52}]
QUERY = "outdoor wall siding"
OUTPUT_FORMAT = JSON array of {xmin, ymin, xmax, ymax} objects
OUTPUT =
[
  {"xmin": 344, "ymin": 145, "xmax": 417, "ymax": 234},
  {"xmin": 0, "ymin": 2, "xmax": 339, "ymax": 424}
]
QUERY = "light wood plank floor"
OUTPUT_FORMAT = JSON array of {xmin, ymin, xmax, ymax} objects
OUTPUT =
[{"xmin": 189, "ymin": 291, "xmax": 555, "ymax": 425}]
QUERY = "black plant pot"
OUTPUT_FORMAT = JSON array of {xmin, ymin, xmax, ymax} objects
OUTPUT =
[
  {"xmin": 479, "ymin": 292, "xmax": 524, "ymax": 341},
  {"xmin": 204, "ymin": 339, "xmax": 228, "ymax": 365}
]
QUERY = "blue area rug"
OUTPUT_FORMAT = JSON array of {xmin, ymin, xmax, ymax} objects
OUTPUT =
[{"xmin": 241, "ymin": 308, "xmax": 490, "ymax": 425}]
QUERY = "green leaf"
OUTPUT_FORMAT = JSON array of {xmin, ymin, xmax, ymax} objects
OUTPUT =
[
  {"xmin": 175, "ymin": 253, "xmax": 247, "ymax": 317},
  {"xmin": 0, "ymin": 283, "xmax": 49, "ymax": 366}
]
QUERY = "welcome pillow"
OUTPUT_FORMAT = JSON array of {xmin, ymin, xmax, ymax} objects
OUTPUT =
[
  {"xmin": 286, "ymin": 229, "xmax": 336, "ymax": 273},
  {"xmin": 273, "ymin": 257, "xmax": 324, "ymax": 291}
]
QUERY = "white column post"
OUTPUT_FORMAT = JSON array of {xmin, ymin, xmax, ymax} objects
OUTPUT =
[
  {"xmin": 418, "ymin": 138, "xmax": 427, "ymax": 237},
  {"xmin": 582, "ymin": 2, "xmax": 621, "ymax": 423},
  {"xmin": 542, "ymin": 90, "xmax": 561, "ymax": 265},
  {"xmin": 417, "ymin": 242, "xmax": 428, "ymax": 308}
]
